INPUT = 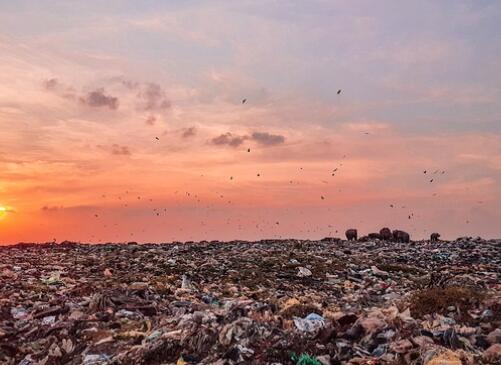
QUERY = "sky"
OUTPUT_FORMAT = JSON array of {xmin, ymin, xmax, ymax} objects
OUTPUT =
[{"xmin": 0, "ymin": 0, "xmax": 500, "ymax": 244}]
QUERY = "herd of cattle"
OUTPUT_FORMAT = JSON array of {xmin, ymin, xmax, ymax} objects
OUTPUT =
[{"xmin": 344, "ymin": 228, "xmax": 441, "ymax": 243}]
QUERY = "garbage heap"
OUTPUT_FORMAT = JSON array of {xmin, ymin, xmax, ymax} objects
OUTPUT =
[{"xmin": 0, "ymin": 237, "xmax": 500, "ymax": 364}]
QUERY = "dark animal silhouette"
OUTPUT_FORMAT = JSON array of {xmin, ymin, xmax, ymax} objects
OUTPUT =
[
  {"xmin": 321, "ymin": 237, "xmax": 341, "ymax": 243},
  {"xmin": 379, "ymin": 227, "xmax": 392, "ymax": 240},
  {"xmin": 368, "ymin": 232, "xmax": 381, "ymax": 239},
  {"xmin": 392, "ymin": 229, "xmax": 410, "ymax": 243},
  {"xmin": 345, "ymin": 229, "xmax": 357, "ymax": 241},
  {"xmin": 430, "ymin": 232, "xmax": 441, "ymax": 242}
]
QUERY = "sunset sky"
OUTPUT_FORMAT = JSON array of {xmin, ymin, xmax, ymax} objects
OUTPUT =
[{"xmin": 1, "ymin": 1, "xmax": 500, "ymax": 243}]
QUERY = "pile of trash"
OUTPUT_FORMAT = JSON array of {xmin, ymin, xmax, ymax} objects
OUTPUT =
[{"xmin": 0, "ymin": 237, "xmax": 499, "ymax": 364}]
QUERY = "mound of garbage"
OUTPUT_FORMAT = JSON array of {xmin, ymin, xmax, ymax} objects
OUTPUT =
[{"xmin": 0, "ymin": 237, "xmax": 499, "ymax": 364}]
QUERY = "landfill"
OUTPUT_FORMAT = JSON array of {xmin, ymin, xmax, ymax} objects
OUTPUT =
[{"xmin": 0, "ymin": 236, "xmax": 500, "ymax": 364}]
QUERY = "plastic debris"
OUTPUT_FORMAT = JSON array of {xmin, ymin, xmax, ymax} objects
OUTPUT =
[
  {"xmin": 10, "ymin": 307, "xmax": 29, "ymax": 320},
  {"xmin": 293, "ymin": 313, "xmax": 326, "ymax": 334},
  {"xmin": 181, "ymin": 274, "xmax": 194, "ymax": 290},
  {"xmin": 0, "ymin": 237, "xmax": 498, "ymax": 364},
  {"xmin": 297, "ymin": 266, "xmax": 312, "ymax": 277},
  {"xmin": 42, "ymin": 271, "xmax": 64, "ymax": 285},
  {"xmin": 291, "ymin": 353, "xmax": 323, "ymax": 365},
  {"xmin": 82, "ymin": 354, "xmax": 111, "ymax": 365},
  {"xmin": 424, "ymin": 350, "xmax": 462, "ymax": 365}
]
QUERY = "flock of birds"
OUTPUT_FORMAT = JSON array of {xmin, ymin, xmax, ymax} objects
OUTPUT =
[{"xmin": 46, "ymin": 89, "xmax": 475, "ymax": 243}]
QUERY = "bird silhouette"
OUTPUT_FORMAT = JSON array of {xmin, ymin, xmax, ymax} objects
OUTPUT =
[
  {"xmin": 337, "ymin": 89, "xmax": 342, "ymax": 95},
  {"xmin": 242, "ymin": 99, "xmax": 247, "ymax": 104}
]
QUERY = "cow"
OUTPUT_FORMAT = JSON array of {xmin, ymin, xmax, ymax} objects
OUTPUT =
[
  {"xmin": 379, "ymin": 227, "xmax": 392, "ymax": 240},
  {"xmin": 392, "ymin": 229, "xmax": 410, "ymax": 243},
  {"xmin": 368, "ymin": 232, "xmax": 382, "ymax": 240},
  {"xmin": 430, "ymin": 232, "xmax": 441, "ymax": 242},
  {"xmin": 345, "ymin": 229, "xmax": 358, "ymax": 241}
]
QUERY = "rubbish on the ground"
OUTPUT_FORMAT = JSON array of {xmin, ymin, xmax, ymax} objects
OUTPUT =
[
  {"xmin": 291, "ymin": 353, "xmax": 323, "ymax": 365},
  {"xmin": 293, "ymin": 313, "xmax": 326, "ymax": 334},
  {"xmin": 0, "ymin": 237, "xmax": 498, "ymax": 364},
  {"xmin": 181, "ymin": 274, "xmax": 194, "ymax": 290},
  {"xmin": 484, "ymin": 344, "xmax": 501, "ymax": 362},
  {"xmin": 10, "ymin": 307, "xmax": 29, "ymax": 320},
  {"xmin": 42, "ymin": 271, "xmax": 64, "ymax": 285},
  {"xmin": 297, "ymin": 266, "xmax": 312, "ymax": 277},
  {"xmin": 41, "ymin": 315, "xmax": 56, "ymax": 325},
  {"xmin": 82, "ymin": 354, "xmax": 111, "ymax": 365}
]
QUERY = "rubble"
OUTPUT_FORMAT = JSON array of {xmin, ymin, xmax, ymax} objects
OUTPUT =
[{"xmin": 0, "ymin": 237, "xmax": 499, "ymax": 364}]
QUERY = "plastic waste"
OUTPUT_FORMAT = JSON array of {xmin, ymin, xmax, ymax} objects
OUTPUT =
[
  {"xmin": 11, "ymin": 307, "xmax": 29, "ymax": 320},
  {"xmin": 297, "ymin": 267, "xmax": 312, "ymax": 277},
  {"xmin": 291, "ymin": 353, "xmax": 323, "ymax": 365},
  {"xmin": 42, "ymin": 271, "xmax": 64, "ymax": 285},
  {"xmin": 293, "ymin": 313, "xmax": 325, "ymax": 334}
]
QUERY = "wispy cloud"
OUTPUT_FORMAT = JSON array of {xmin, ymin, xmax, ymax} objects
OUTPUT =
[
  {"xmin": 251, "ymin": 132, "xmax": 285, "ymax": 146},
  {"xmin": 43, "ymin": 79, "xmax": 119, "ymax": 109},
  {"xmin": 182, "ymin": 127, "xmax": 196, "ymax": 138},
  {"xmin": 80, "ymin": 88, "xmax": 119, "ymax": 110},
  {"xmin": 211, "ymin": 133, "xmax": 247, "ymax": 147},
  {"xmin": 97, "ymin": 144, "xmax": 131, "ymax": 156},
  {"xmin": 138, "ymin": 83, "xmax": 171, "ymax": 111},
  {"xmin": 110, "ymin": 144, "xmax": 131, "ymax": 156}
]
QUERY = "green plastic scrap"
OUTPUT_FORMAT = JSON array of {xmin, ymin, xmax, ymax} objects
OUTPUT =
[{"xmin": 291, "ymin": 352, "xmax": 322, "ymax": 365}]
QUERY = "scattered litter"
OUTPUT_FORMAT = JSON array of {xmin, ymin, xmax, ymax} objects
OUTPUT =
[
  {"xmin": 297, "ymin": 266, "xmax": 312, "ymax": 277},
  {"xmin": 293, "ymin": 313, "xmax": 325, "ymax": 334},
  {"xmin": 0, "ymin": 238, "xmax": 498, "ymax": 364},
  {"xmin": 42, "ymin": 271, "xmax": 64, "ymax": 285},
  {"xmin": 291, "ymin": 353, "xmax": 323, "ymax": 365}
]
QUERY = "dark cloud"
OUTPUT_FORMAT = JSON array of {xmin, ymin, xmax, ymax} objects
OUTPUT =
[
  {"xmin": 182, "ymin": 127, "xmax": 196, "ymax": 138},
  {"xmin": 139, "ymin": 83, "xmax": 171, "ymax": 111},
  {"xmin": 210, "ymin": 131, "xmax": 285, "ymax": 148},
  {"xmin": 41, "ymin": 205, "xmax": 97, "ymax": 213},
  {"xmin": 211, "ymin": 133, "xmax": 247, "ymax": 147},
  {"xmin": 80, "ymin": 88, "xmax": 119, "ymax": 110},
  {"xmin": 108, "ymin": 78, "xmax": 173, "ymax": 111},
  {"xmin": 97, "ymin": 144, "xmax": 131, "ymax": 156},
  {"xmin": 42, "ymin": 78, "xmax": 77, "ymax": 100},
  {"xmin": 251, "ymin": 132, "xmax": 285, "ymax": 146},
  {"xmin": 41, "ymin": 205, "xmax": 62, "ymax": 212},
  {"xmin": 43, "ymin": 78, "xmax": 59, "ymax": 91},
  {"xmin": 145, "ymin": 115, "xmax": 156, "ymax": 126},
  {"xmin": 110, "ymin": 76, "xmax": 140, "ymax": 90},
  {"xmin": 110, "ymin": 144, "xmax": 131, "ymax": 155}
]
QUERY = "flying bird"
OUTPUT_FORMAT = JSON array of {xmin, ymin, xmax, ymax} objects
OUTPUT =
[
  {"xmin": 337, "ymin": 89, "xmax": 342, "ymax": 95},
  {"xmin": 155, "ymin": 137, "xmax": 159, "ymax": 140},
  {"xmin": 242, "ymin": 99, "xmax": 247, "ymax": 104}
]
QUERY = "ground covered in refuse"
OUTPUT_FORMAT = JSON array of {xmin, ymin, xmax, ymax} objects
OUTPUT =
[{"xmin": 1, "ymin": 237, "xmax": 500, "ymax": 365}]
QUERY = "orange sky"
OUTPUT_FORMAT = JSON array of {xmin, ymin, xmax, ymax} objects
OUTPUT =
[{"xmin": 1, "ymin": 1, "xmax": 500, "ymax": 243}]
